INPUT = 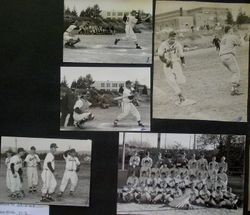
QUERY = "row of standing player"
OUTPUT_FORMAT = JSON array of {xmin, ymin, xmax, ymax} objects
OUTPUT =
[
  {"xmin": 158, "ymin": 25, "xmax": 243, "ymax": 107},
  {"xmin": 5, "ymin": 144, "xmax": 81, "ymax": 202}
]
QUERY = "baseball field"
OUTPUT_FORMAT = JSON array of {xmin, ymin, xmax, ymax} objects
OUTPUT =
[
  {"xmin": 0, "ymin": 159, "xmax": 91, "ymax": 207},
  {"xmin": 153, "ymin": 42, "xmax": 249, "ymax": 122},
  {"xmin": 63, "ymin": 31, "xmax": 152, "ymax": 64},
  {"xmin": 60, "ymin": 101, "xmax": 151, "ymax": 131}
]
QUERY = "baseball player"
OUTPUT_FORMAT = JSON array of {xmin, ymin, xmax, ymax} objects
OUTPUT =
[
  {"xmin": 209, "ymin": 156, "xmax": 219, "ymax": 173},
  {"xmin": 24, "ymin": 146, "xmax": 41, "ymax": 193},
  {"xmin": 41, "ymin": 143, "xmax": 58, "ymax": 202},
  {"xmin": 219, "ymin": 26, "xmax": 242, "ymax": 95},
  {"xmin": 57, "ymin": 148, "xmax": 80, "ymax": 197},
  {"xmin": 5, "ymin": 150, "xmax": 13, "ymax": 192},
  {"xmin": 218, "ymin": 156, "xmax": 228, "ymax": 173},
  {"xmin": 64, "ymin": 20, "xmax": 81, "ymax": 48},
  {"xmin": 114, "ymin": 11, "xmax": 142, "ymax": 49},
  {"xmin": 114, "ymin": 80, "xmax": 144, "ymax": 128},
  {"xmin": 73, "ymin": 93, "xmax": 95, "ymax": 129},
  {"xmin": 158, "ymin": 31, "xmax": 196, "ymax": 106},
  {"xmin": 9, "ymin": 148, "xmax": 25, "ymax": 200},
  {"xmin": 128, "ymin": 152, "xmax": 140, "ymax": 177}
]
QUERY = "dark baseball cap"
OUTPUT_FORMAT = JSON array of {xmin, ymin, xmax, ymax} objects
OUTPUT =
[
  {"xmin": 125, "ymin": 80, "xmax": 132, "ymax": 85},
  {"xmin": 6, "ymin": 149, "xmax": 13, "ymax": 154},
  {"xmin": 169, "ymin": 31, "xmax": 177, "ymax": 38},
  {"xmin": 50, "ymin": 143, "xmax": 58, "ymax": 148},
  {"xmin": 70, "ymin": 148, "xmax": 76, "ymax": 153},
  {"xmin": 30, "ymin": 146, "xmax": 36, "ymax": 150},
  {"xmin": 17, "ymin": 148, "xmax": 25, "ymax": 153}
]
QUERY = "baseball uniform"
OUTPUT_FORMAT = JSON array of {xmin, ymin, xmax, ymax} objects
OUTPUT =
[
  {"xmin": 64, "ymin": 24, "xmax": 78, "ymax": 42},
  {"xmin": 9, "ymin": 155, "xmax": 23, "ymax": 193},
  {"xmin": 158, "ymin": 40, "xmax": 186, "ymax": 95},
  {"xmin": 116, "ymin": 87, "xmax": 141, "ymax": 121},
  {"xmin": 5, "ymin": 157, "xmax": 11, "ymax": 190},
  {"xmin": 219, "ymin": 34, "xmax": 241, "ymax": 86},
  {"xmin": 73, "ymin": 98, "xmax": 93, "ymax": 123},
  {"xmin": 41, "ymin": 152, "xmax": 57, "ymax": 195},
  {"xmin": 121, "ymin": 15, "xmax": 138, "ymax": 42},
  {"xmin": 59, "ymin": 154, "xmax": 80, "ymax": 193},
  {"xmin": 24, "ymin": 153, "xmax": 40, "ymax": 189}
]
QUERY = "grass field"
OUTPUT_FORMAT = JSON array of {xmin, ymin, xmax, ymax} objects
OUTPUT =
[
  {"xmin": 153, "ymin": 43, "xmax": 249, "ymax": 122},
  {"xmin": 61, "ymin": 102, "xmax": 151, "ymax": 131},
  {"xmin": 63, "ymin": 31, "xmax": 152, "ymax": 64},
  {"xmin": 0, "ymin": 159, "xmax": 91, "ymax": 207}
]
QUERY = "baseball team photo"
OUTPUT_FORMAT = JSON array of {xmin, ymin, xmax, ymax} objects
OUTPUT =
[
  {"xmin": 153, "ymin": 1, "xmax": 249, "ymax": 122},
  {"xmin": 117, "ymin": 132, "xmax": 245, "ymax": 215},
  {"xmin": 60, "ymin": 66, "xmax": 151, "ymax": 131},
  {"xmin": 0, "ymin": 136, "xmax": 92, "ymax": 207},
  {"xmin": 63, "ymin": 0, "xmax": 153, "ymax": 64}
]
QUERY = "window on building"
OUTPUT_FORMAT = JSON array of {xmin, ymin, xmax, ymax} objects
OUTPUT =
[
  {"xmin": 106, "ymin": 83, "xmax": 110, "ymax": 87},
  {"xmin": 107, "ymin": 12, "xmax": 111, "ymax": 16},
  {"xmin": 119, "ymin": 83, "xmax": 124, "ymax": 87},
  {"xmin": 112, "ymin": 12, "xmax": 116, "ymax": 16},
  {"xmin": 101, "ymin": 83, "xmax": 105, "ymax": 87},
  {"xmin": 117, "ymin": 12, "xmax": 123, "ymax": 16},
  {"xmin": 112, "ymin": 83, "xmax": 117, "ymax": 87}
]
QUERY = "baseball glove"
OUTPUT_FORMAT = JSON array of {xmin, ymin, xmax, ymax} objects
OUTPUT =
[{"xmin": 159, "ymin": 55, "xmax": 173, "ymax": 68}]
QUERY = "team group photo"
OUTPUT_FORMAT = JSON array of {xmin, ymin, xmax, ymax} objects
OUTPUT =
[
  {"xmin": 63, "ymin": 0, "xmax": 153, "ymax": 64},
  {"xmin": 153, "ymin": 1, "xmax": 250, "ymax": 122},
  {"xmin": 60, "ymin": 67, "xmax": 151, "ymax": 131},
  {"xmin": 0, "ymin": 137, "xmax": 92, "ymax": 207},
  {"xmin": 117, "ymin": 132, "xmax": 245, "ymax": 215}
]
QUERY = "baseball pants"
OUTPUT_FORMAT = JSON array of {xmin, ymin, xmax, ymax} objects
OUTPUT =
[
  {"xmin": 73, "ymin": 112, "xmax": 92, "ymax": 123},
  {"xmin": 41, "ymin": 170, "xmax": 57, "ymax": 195},
  {"xmin": 59, "ymin": 170, "xmax": 78, "ymax": 192},
  {"xmin": 10, "ymin": 172, "xmax": 22, "ymax": 193},
  {"xmin": 6, "ymin": 169, "xmax": 11, "ymax": 190},
  {"xmin": 121, "ymin": 25, "xmax": 137, "ymax": 42},
  {"xmin": 163, "ymin": 61, "xmax": 186, "ymax": 95},
  {"xmin": 27, "ymin": 167, "xmax": 38, "ymax": 188},
  {"xmin": 220, "ymin": 54, "xmax": 241, "ymax": 85},
  {"xmin": 117, "ymin": 102, "xmax": 141, "ymax": 121},
  {"xmin": 64, "ymin": 32, "xmax": 74, "ymax": 42}
]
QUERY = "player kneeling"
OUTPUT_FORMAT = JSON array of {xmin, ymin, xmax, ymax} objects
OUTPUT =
[
  {"xmin": 221, "ymin": 187, "xmax": 239, "ymax": 209},
  {"xmin": 197, "ymin": 185, "xmax": 212, "ymax": 206},
  {"xmin": 57, "ymin": 149, "xmax": 80, "ymax": 198},
  {"xmin": 64, "ymin": 21, "xmax": 81, "ymax": 48},
  {"xmin": 73, "ymin": 93, "xmax": 94, "ymax": 129}
]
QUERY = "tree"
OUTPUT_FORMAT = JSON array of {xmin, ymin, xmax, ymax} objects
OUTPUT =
[
  {"xmin": 142, "ymin": 85, "xmax": 148, "ymax": 95},
  {"xmin": 236, "ymin": 9, "xmax": 249, "ymax": 26},
  {"xmin": 85, "ymin": 6, "xmax": 94, "ymax": 18},
  {"xmin": 80, "ymin": 9, "xmax": 86, "ymax": 17},
  {"xmin": 71, "ymin": 80, "xmax": 77, "ymax": 89},
  {"xmin": 75, "ymin": 74, "xmax": 95, "ymax": 89},
  {"xmin": 226, "ymin": 10, "xmax": 234, "ymax": 25},
  {"xmin": 61, "ymin": 76, "xmax": 68, "ymax": 88},
  {"xmin": 92, "ymin": 4, "xmax": 102, "ymax": 18},
  {"xmin": 64, "ymin": 7, "xmax": 71, "ymax": 16},
  {"xmin": 71, "ymin": 7, "xmax": 78, "ymax": 17},
  {"xmin": 196, "ymin": 134, "xmax": 220, "ymax": 150}
]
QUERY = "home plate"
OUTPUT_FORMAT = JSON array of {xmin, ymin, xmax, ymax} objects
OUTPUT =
[{"xmin": 175, "ymin": 99, "xmax": 197, "ymax": 107}]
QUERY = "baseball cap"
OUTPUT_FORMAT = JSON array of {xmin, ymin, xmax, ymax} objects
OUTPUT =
[
  {"xmin": 6, "ymin": 149, "xmax": 13, "ymax": 154},
  {"xmin": 30, "ymin": 146, "xmax": 36, "ymax": 150},
  {"xmin": 125, "ymin": 80, "xmax": 132, "ymax": 85},
  {"xmin": 17, "ymin": 148, "xmax": 25, "ymax": 153},
  {"xmin": 169, "ymin": 31, "xmax": 177, "ymax": 38},
  {"xmin": 70, "ymin": 148, "xmax": 76, "ymax": 153},
  {"xmin": 50, "ymin": 143, "xmax": 58, "ymax": 148}
]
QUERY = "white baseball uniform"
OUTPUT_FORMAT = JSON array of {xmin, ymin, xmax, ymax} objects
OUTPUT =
[
  {"xmin": 24, "ymin": 154, "xmax": 40, "ymax": 188},
  {"xmin": 73, "ymin": 98, "xmax": 92, "ymax": 122},
  {"xmin": 121, "ymin": 15, "xmax": 138, "ymax": 42},
  {"xmin": 5, "ymin": 157, "xmax": 11, "ymax": 190},
  {"xmin": 158, "ymin": 40, "xmax": 186, "ymax": 95},
  {"xmin": 41, "ymin": 152, "xmax": 57, "ymax": 195},
  {"xmin": 219, "ymin": 34, "xmax": 241, "ymax": 85},
  {"xmin": 64, "ymin": 24, "xmax": 78, "ymax": 41},
  {"xmin": 9, "ymin": 155, "xmax": 23, "ymax": 193},
  {"xmin": 116, "ymin": 87, "xmax": 141, "ymax": 121},
  {"xmin": 59, "ymin": 155, "xmax": 80, "ymax": 192}
]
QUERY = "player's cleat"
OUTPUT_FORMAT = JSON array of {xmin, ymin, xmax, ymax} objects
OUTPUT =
[
  {"xmin": 40, "ymin": 197, "xmax": 50, "ymax": 202},
  {"xmin": 136, "ymin": 44, "xmax": 142, "ymax": 49},
  {"xmin": 10, "ymin": 194, "xmax": 17, "ymax": 200},
  {"xmin": 231, "ymin": 89, "xmax": 243, "ymax": 96},
  {"xmin": 88, "ymin": 113, "xmax": 95, "ymax": 121},
  {"xmin": 113, "ymin": 120, "xmax": 118, "ymax": 127},
  {"xmin": 114, "ymin": 39, "xmax": 120, "ymax": 45}
]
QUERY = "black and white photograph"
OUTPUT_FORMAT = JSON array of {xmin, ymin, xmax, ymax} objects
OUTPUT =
[
  {"xmin": 0, "ymin": 136, "xmax": 92, "ymax": 207},
  {"xmin": 117, "ymin": 132, "xmax": 245, "ymax": 215},
  {"xmin": 60, "ymin": 67, "xmax": 151, "ymax": 131},
  {"xmin": 153, "ymin": 1, "xmax": 249, "ymax": 122},
  {"xmin": 63, "ymin": 0, "xmax": 153, "ymax": 64}
]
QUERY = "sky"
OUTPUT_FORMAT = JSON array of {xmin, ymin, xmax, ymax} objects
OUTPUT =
[
  {"xmin": 156, "ymin": 1, "xmax": 250, "ymax": 20},
  {"xmin": 64, "ymin": 0, "xmax": 152, "ymax": 14},
  {"xmin": 119, "ymin": 133, "xmax": 195, "ymax": 149},
  {"xmin": 1, "ymin": 136, "xmax": 92, "ymax": 152},
  {"xmin": 61, "ymin": 67, "xmax": 151, "ymax": 87}
]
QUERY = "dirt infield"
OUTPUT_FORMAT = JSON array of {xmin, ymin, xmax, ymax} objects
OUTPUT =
[
  {"xmin": 153, "ymin": 43, "xmax": 249, "ymax": 122},
  {"xmin": 63, "ymin": 32, "xmax": 152, "ymax": 64},
  {"xmin": 61, "ymin": 102, "xmax": 151, "ymax": 131},
  {"xmin": 117, "ymin": 203, "xmax": 243, "ymax": 215},
  {"xmin": 0, "ymin": 159, "xmax": 91, "ymax": 207}
]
